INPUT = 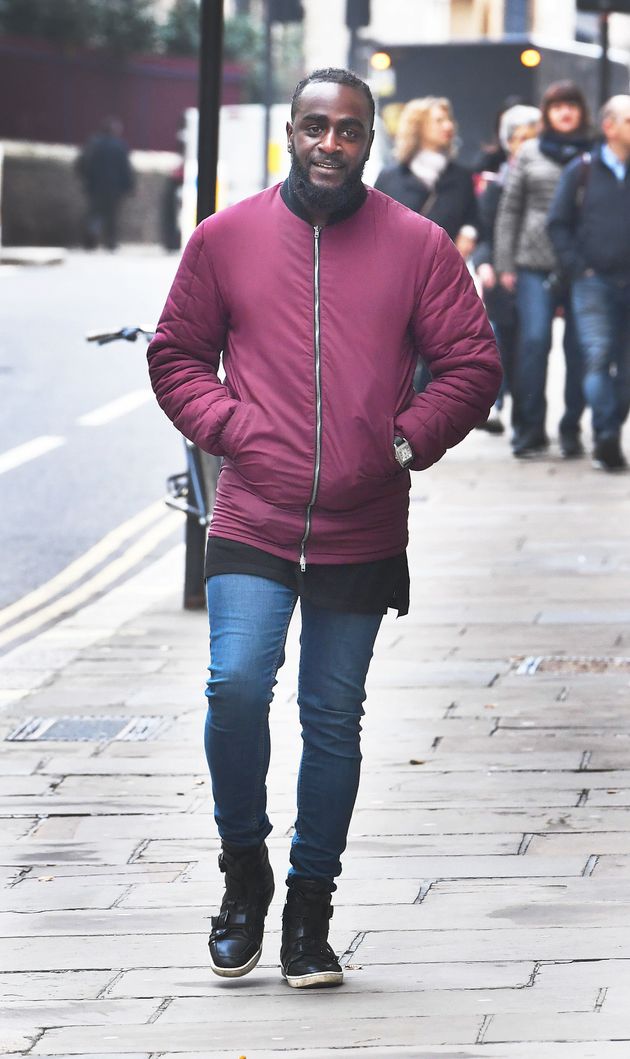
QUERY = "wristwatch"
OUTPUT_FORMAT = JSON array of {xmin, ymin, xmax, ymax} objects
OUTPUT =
[{"xmin": 393, "ymin": 435, "xmax": 414, "ymax": 469}]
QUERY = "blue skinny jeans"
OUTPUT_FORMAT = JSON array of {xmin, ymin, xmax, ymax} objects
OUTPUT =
[
  {"xmin": 515, "ymin": 268, "xmax": 584, "ymax": 441},
  {"xmin": 204, "ymin": 574, "xmax": 382, "ymax": 890}
]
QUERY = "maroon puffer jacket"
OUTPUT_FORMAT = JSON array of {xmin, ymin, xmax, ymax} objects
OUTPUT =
[{"xmin": 148, "ymin": 183, "xmax": 501, "ymax": 566}]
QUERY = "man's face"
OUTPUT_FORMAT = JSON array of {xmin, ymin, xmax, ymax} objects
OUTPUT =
[
  {"xmin": 286, "ymin": 81, "xmax": 374, "ymax": 213},
  {"xmin": 604, "ymin": 100, "xmax": 630, "ymax": 155}
]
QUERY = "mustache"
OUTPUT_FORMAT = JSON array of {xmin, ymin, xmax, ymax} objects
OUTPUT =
[{"xmin": 289, "ymin": 152, "xmax": 367, "ymax": 214}]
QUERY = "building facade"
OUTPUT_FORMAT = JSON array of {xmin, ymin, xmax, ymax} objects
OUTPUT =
[{"xmin": 301, "ymin": 0, "xmax": 630, "ymax": 71}]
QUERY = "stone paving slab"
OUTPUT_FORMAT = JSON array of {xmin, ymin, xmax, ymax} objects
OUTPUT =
[
  {"xmin": 30, "ymin": 1015, "xmax": 487, "ymax": 1053},
  {"xmin": 0, "ymin": 840, "xmax": 144, "ymax": 867},
  {"xmin": 124, "ymin": 1048, "xmax": 630, "ymax": 1059},
  {"xmin": 353, "ymin": 925, "xmax": 630, "ymax": 964},
  {"xmin": 2, "ymin": 883, "xmax": 129, "ymax": 913},
  {"xmin": 106, "ymin": 960, "xmax": 534, "ymax": 998},
  {"xmin": 485, "ymin": 1011, "xmax": 630, "ymax": 1043},
  {"xmin": 0, "ymin": 998, "xmax": 159, "ymax": 1028},
  {"xmin": 591, "ymin": 855, "xmax": 630, "ymax": 876},
  {"xmin": 535, "ymin": 959, "xmax": 630, "ymax": 989},
  {"xmin": 528, "ymin": 833, "xmax": 630, "ymax": 855},
  {"xmin": 0, "ymin": 970, "xmax": 113, "ymax": 1002},
  {"xmin": 159, "ymin": 985, "xmax": 599, "ymax": 1025},
  {"xmin": 24, "ymin": 805, "xmax": 630, "ymax": 839},
  {"xmin": 414, "ymin": 880, "xmax": 630, "ymax": 928}
]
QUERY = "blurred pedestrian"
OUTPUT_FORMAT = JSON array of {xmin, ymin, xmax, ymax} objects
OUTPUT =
[
  {"xmin": 474, "ymin": 104, "xmax": 542, "ymax": 435},
  {"xmin": 148, "ymin": 68, "xmax": 501, "ymax": 990},
  {"xmin": 548, "ymin": 95, "xmax": 630, "ymax": 472},
  {"xmin": 76, "ymin": 117, "xmax": 135, "ymax": 250},
  {"xmin": 374, "ymin": 97, "xmax": 478, "ymax": 391},
  {"xmin": 471, "ymin": 94, "xmax": 526, "ymax": 181},
  {"xmin": 494, "ymin": 81, "xmax": 593, "ymax": 458},
  {"xmin": 374, "ymin": 96, "xmax": 477, "ymax": 239}
]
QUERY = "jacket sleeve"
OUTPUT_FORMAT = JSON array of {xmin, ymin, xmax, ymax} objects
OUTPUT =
[
  {"xmin": 394, "ymin": 228, "xmax": 503, "ymax": 471},
  {"xmin": 547, "ymin": 160, "xmax": 584, "ymax": 277},
  {"xmin": 147, "ymin": 220, "xmax": 242, "ymax": 455},
  {"xmin": 493, "ymin": 154, "xmax": 526, "ymax": 275}
]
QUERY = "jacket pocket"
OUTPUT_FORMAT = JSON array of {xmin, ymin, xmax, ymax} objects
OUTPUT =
[
  {"xmin": 219, "ymin": 401, "xmax": 250, "ymax": 461},
  {"xmin": 359, "ymin": 414, "xmax": 400, "ymax": 480},
  {"xmin": 221, "ymin": 402, "xmax": 311, "ymax": 507}
]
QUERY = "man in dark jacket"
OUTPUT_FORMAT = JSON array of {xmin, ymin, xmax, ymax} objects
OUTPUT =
[
  {"xmin": 76, "ymin": 117, "xmax": 135, "ymax": 250},
  {"xmin": 548, "ymin": 94, "xmax": 630, "ymax": 472},
  {"xmin": 147, "ymin": 68, "xmax": 501, "ymax": 990}
]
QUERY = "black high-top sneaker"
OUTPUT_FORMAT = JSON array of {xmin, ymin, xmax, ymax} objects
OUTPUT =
[
  {"xmin": 208, "ymin": 842, "xmax": 274, "ymax": 978},
  {"xmin": 280, "ymin": 879, "xmax": 343, "ymax": 989}
]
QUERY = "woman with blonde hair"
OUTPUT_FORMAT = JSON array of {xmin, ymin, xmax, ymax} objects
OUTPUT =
[{"xmin": 375, "ymin": 96, "xmax": 477, "ymax": 240}]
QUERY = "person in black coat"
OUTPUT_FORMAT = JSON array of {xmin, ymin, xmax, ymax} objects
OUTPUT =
[
  {"xmin": 547, "ymin": 94, "xmax": 630, "ymax": 472},
  {"xmin": 374, "ymin": 96, "xmax": 477, "ymax": 240},
  {"xmin": 76, "ymin": 117, "xmax": 135, "ymax": 250},
  {"xmin": 374, "ymin": 97, "xmax": 478, "ymax": 391}
]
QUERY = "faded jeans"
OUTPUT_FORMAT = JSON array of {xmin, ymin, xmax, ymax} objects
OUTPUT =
[
  {"xmin": 515, "ymin": 268, "xmax": 584, "ymax": 441},
  {"xmin": 204, "ymin": 574, "xmax": 382, "ymax": 890},
  {"xmin": 572, "ymin": 272, "xmax": 630, "ymax": 440}
]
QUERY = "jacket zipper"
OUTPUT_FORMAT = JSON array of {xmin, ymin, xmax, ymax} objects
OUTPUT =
[{"xmin": 299, "ymin": 225, "xmax": 323, "ymax": 572}]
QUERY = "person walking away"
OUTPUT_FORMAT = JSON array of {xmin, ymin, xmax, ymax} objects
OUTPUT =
[
  {"xmin": 374, "ymin": 97, "xmax": 478, "ymax": 392},
  {"xmin": 76, "ymin": 117, "xmax": 135, "ymax": 250},
  {"xmin": 548, "ymin": 95, "xmax": 630, "ymax": 472},
  {"xmin": 494, "ymin": 81, "xmax": 593, "ymax": 458},
  {"xmin": 374, "ymin": 96, "xmax": 477, "ymax": 239},
  {"xmin": 471, "ymin": 94, "xmax": 526, "ymax": 184},
  {"xmin": 474, "ymin": 104, "xmax": 542, "ymax": 436},
  {"xmin": 147, "ymin": 68, "xmax": 502, "ymax": 989}
]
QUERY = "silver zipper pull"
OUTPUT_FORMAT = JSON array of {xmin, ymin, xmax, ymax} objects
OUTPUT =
[{"xmin": 299, "ymin": 549, "xmax": 306, "ymax": 573}]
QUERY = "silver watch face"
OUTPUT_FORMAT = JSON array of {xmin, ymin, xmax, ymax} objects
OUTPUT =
[{"xmin": 395, "ymin": 439, "xmax": 413, "ymax": 466}]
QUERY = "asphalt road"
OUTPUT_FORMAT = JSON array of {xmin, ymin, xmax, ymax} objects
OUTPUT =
[{"xmin": 0, "ymin": 248, "xmax": 185, "ymax": 616}]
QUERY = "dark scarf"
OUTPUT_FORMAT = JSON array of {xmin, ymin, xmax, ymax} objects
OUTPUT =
[{"xmin": 539, "ymin": 129, "xmax": 592, "ymax": 166}]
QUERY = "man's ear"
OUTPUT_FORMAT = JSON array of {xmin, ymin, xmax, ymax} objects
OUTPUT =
[
  {"xmin": 365, "ymin": 128, "xmax": 375, "ymax": 162},
  {"xmin": 286, "ymin": 121, "xmax": 294, "ymax": 153}
]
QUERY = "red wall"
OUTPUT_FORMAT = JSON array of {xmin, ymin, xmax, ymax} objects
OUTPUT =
[{"xmin": 0, "ymin": 34, "xmax": 246, "ymax": 151}]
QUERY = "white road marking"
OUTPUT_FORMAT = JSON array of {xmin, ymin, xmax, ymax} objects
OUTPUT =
[
  {"xmin": 0, "ymin": 500, "xmax": 167, "ymax": 630},
  {"xmin": 0, "ymin": 435, "xmax": 65, "ymax": 476},
  {"xmin": 0, "ymin": 509, "xmax": 181, "ymax": 649},
  {"xmin": 77, "ymin": 389, "xmax": 152, "ymax": 426}
]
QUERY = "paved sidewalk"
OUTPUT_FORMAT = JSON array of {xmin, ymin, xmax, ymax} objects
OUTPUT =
[{"xmin": 1, "ymin": 406, "xmax": 630, "ymax": 1058}]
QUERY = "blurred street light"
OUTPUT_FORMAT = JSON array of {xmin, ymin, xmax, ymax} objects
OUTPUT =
[{"xmin": 519, "ymin": 48, "xmax": 541, "ymax": 68}]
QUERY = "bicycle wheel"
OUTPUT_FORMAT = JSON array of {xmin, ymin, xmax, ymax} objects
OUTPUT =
[{"xmin": 182, "ymin": 449, "xmax": 220, "ymax": 610}]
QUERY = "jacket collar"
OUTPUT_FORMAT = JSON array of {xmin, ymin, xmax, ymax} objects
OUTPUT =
[{"xmin": 280, "ymin": 171, "xmax": 367, "ymax": 227}]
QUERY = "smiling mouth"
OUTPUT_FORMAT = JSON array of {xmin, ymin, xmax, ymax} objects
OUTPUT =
[{"xmin": 312, "ymin": 161, "xmax": 343, "ymax": 170}]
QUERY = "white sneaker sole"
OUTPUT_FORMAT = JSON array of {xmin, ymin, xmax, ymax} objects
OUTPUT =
[
  {"xmin": 282, "ymin": 968, "xmax": 343, "ymax": 988},
  {"xmin": 209, "ymin": 946, "xmax": 262, "ymax": 978}
]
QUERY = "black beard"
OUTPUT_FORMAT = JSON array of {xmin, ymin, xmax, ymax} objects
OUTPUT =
[{"xmin": 289, "ymin": 152, "xmax": 367, "ymax": 215}]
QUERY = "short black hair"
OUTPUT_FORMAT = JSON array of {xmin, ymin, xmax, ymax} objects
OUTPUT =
[{"xmin": 291, "ymin": 68, "xmax": 375, "ymax": 127}]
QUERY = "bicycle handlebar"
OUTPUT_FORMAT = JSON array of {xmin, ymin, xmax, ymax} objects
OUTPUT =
[{"xmin": 85, "ymin": 326, "xmax": 155, "ymax": 345}]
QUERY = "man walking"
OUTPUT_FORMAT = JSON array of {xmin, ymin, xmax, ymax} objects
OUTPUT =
[
  {"xmin": 147, "ymin": 68, "xmax": 501, "ymax": 989},
  {"xmin": 76, "ymin": 117, "xmax": 135, "ymax": 250},
  {"xmin": 548, "ymin": 95, "xmax": 630, "ymax": 471}
]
